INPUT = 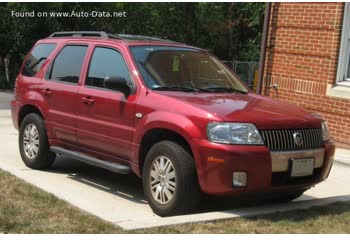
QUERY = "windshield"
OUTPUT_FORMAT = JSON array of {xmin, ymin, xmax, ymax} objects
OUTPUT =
[{"xmin": 130, "ymin": 46, "xmax": 248, "ymax": 93}]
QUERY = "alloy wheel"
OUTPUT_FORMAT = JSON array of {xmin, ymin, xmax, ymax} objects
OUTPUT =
[
  {"xmin": 23, "ymin": 124, "xmax": 40, "ymax": 159},
  {"xmin": 149, "ymin": 155, "xmax": 176, "ymax": 204}
]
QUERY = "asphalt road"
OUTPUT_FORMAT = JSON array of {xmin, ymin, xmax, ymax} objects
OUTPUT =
[
  {"xmin": 0, "ymin": 91, "xmax": 349, "ymax": 230},
  {"xmin": 0, "ymin": 91, "xmax": 13, "ymax": 110}
]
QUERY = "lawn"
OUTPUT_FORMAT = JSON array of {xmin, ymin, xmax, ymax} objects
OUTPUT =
[{"xmin": 0, "ymin": 170, "xmax": 350, "ymax": 234}]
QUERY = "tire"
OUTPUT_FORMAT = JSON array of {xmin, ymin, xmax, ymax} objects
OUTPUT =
[
  {"xmin": 19, "ymin": 113, "xmax": 56, "ymax": 169},
  {"xmin": 142, "ymin": 140, "xmax": 201, "ymax": 216}
]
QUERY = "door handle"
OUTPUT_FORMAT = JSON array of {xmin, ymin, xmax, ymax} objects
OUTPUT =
[
  {"xmin": 81, "ymin": 96, "xmax": 94, "ymax": 105},
  {"xmin": 42, "ymin": 88, "xmax": 52, "ymax": 96}
]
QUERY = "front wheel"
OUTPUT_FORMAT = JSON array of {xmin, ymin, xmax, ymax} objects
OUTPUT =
[
  {"xmin": 142, "ymin": 141, "xmax": 201, "ymax": 216},
  {"xmin": 19, "ymin": 113, "xmax": 56, "ymax": 169}
]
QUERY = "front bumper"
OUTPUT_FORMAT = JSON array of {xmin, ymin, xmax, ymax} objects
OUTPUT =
[{"xmin": 191, "ymin": 139, "xmax": 335, "ymax": 195}]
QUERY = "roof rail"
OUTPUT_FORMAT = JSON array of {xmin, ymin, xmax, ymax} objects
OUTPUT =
[
  {"xmin": 48, "ymin": 31, "xmax": 177, "ymax": 43},
  {"xmin": 111, "ymin": 34, "xmax": 177, "ymax": 43},
  {"xmin": 49, "ymin": 31, "xmax": 109, "ymax": 38}
]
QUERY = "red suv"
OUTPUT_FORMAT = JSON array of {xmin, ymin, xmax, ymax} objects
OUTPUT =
[{"xmin": 11, "ymin": 31, "xmax": 335, "ymax": 216}]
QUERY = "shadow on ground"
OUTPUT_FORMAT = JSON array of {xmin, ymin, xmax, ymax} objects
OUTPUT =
[
  {"xmin": 240, "ymin": 199, "xmax": 350, "ymax": 225},
  {"xmin": 47, "ymin": 156, "xmax": 318, "ymax": 215}
]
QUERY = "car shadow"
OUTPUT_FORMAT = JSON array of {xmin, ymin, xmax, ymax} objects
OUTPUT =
[
  {"xmin": 48, "ymin": 155, "xmax": 323, "ymax": 215},
  {"xmin": 50, "ymin": 155, "xmax": 147, "ymax": 205}
]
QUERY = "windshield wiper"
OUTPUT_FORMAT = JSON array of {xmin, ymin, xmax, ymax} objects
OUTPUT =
[
  {"xmin": 201, "ymin": 87, "xmax": 247, "ymax": 94},
  {"xmin": 152, "ymin": 85, "xmax": 209, "ymax": 92},
  {"xmin": 152, "ymin": 85, "xmax": 247, "ymax": 94}
]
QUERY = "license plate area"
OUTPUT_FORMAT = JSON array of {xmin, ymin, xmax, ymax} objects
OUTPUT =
[{"xmin": 290, "ymin": 158, "xmax": 314, "ymax": 177}]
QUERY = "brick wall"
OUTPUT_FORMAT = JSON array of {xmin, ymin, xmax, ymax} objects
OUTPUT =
[{"xmin": 262, "ymin": 2, "xmax": 350, "ymax": 148}]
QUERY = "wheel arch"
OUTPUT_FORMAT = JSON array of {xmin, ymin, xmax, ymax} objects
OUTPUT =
[
  {"xmin": 132, "ymin": 111, "xmax": 203, "ymax": 177},
  {"xmin": 138, "ymin": 127, "xmax": 194, "ymax": 176},
  {"xmin": 18, "ymin": 104, "xmax": 44, "ymax": 128}
]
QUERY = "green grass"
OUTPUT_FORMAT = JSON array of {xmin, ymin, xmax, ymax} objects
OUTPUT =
[{"xmin": 0, "ymin": 170, "xmax": 350, "ymax": 233}]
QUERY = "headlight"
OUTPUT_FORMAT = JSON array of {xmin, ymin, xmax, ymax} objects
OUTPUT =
[
  {"xmin": 207, "ymin": 122, "xmax": 264, "ymax": 145},
  {"xmin": 321, "ymin": 121, "xmax": 331, "ymax": 141}
]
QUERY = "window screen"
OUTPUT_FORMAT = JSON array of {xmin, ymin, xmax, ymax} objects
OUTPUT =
[{"xmin": 337, "ymin": 2, "xmax": 350, "ymax": 83}]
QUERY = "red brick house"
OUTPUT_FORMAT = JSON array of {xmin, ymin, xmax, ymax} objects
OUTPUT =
[{"xmin": 261, "ymin": 2, "xmax": 350, "ymax": 148}]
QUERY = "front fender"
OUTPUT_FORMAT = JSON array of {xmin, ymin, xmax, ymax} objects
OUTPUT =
[
  {"xmin": 133, "ymin": 111, "xmax": 203, "ymax": 145},
  {"xmin": 130, "ymin": 111, "xmax": 204, "ymax": 176}
]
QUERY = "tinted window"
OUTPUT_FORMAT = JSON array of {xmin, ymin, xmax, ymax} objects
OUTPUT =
[
  {"xmin": 46, "ymin": 45, "xmax": 87, "ymax": 84},
  {"xmin": 22, "ymin": 43, "xmax": 56, "ymax": 77},
  {"xmin": 86, "ymin": 47, "xmax": 130, "ymax": 88}
]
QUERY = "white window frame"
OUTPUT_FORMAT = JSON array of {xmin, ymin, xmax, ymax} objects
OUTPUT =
[{"xmin": 336, "ymin": 3, "xmax": 350, "ymax": 86}]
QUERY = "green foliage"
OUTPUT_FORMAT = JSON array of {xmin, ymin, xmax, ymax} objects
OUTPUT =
[{"xmin": 0, "ymin": 2, "xmax": 265, "ymax": 89}]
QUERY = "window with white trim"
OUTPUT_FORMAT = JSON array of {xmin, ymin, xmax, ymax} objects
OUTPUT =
[{"xmin": 337, "ymin": 3, "xmax": 350, "ymax": 85}]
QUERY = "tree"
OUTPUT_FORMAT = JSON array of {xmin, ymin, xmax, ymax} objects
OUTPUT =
[
  {"xmin": 0, "ymin": 2, "xmax": 265, "ymax": 89},
  {"xmin": 0, "ymin": 3, "xmax": 14, "ymax": 85}
]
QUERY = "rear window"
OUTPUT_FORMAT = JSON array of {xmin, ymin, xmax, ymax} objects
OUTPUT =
[{"xmin": 22, "ymin": 43, "xmax": 56, "ymax": 77}]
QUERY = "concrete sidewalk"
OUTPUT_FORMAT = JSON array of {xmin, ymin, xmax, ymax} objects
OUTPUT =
[{"xmin": 335, "ymin": 148, "xmax": 350, "ymax": 166}]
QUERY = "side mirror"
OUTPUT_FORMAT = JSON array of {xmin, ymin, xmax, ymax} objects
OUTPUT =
[{"xmin": 104, "ymin": 76, "xmax": 130, "ymax": 97}]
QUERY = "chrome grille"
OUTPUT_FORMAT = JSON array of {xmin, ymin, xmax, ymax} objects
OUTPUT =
[{"xmin": 260, "ymin": 128, "xmax": 323, "ymax": 151}]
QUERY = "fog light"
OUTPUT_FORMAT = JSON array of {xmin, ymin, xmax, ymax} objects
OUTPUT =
[{"xmin": 233, "ymin": 172, "xmax": 247, "ymax": 187}]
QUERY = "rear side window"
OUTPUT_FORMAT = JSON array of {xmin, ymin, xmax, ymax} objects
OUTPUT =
[
  {"xmin": 46, "ymin": 45, "xmax": 88, "ymax": 84},
  {"xmin": 86, "ymin": 47, "xmax": 130, "ymax": 88},
  {"xmin": 22, "ymin": 43, "xmax": 56, "ymax": 77}
]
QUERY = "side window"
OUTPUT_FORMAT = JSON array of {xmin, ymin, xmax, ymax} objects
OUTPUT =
[
  {"xmin": 22, "ymin": 43, "xmax": 56, "ymax": 77},
  {"xmin": 86, "ymin": 47, "xmax": 130, "ymax": 88},
  {"xmin": 46, "ymin": 45, "xmax": 88, "ymax": 84}
]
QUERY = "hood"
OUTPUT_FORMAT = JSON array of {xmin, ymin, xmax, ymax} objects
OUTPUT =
[{"xmin": 156, "ymin": 91, "xmax": 322, "ymax": 130}]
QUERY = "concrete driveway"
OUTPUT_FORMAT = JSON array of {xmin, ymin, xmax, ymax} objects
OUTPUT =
[{"xmin": 0, "ymin": 91, "xmax": 350, "ymax": 230}]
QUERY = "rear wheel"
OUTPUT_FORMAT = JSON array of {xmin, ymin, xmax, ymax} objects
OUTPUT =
[
  {"xmin": 142, "ymin": 141, "xmax": 201, "ymax": 216},
  {"xmin": 19, "ymin": 113, "xmax": 56, "ymax": 169}
]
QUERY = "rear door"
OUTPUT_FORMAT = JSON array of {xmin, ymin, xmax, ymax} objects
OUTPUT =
[
  {"xmin": 17, "ymin": 42, "xmax": 56, "ymax": 129},
  {"xmin": 40, "ymin": 43, "xmax": 89, "ymax": 145},
  {"xmin": 76, "ymin": 44, "xmax": 137, "ymax": 162}
]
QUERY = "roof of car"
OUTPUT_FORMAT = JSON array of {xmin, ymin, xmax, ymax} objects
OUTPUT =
[{"xmin": 46, "ymin": 31, "xmax": 199, "ymax": 49}]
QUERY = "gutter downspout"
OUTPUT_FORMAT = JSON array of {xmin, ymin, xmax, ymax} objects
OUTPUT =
[{"xmin": 257, "ymin": 2, "xmax": 271, "ymax": 94}]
